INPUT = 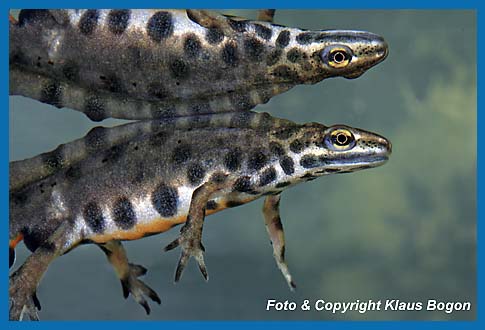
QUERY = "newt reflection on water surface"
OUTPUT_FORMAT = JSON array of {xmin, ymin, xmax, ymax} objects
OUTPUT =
[
  {"xmin": 9, "ymin": 111, "xmax": 391, "ymax": 320},
  {"xmin": 9, "ymin": 9, "xmax": 388, "ymax": 121}
]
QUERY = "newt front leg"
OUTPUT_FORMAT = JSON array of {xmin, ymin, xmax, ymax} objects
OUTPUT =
[{"xmin": 164, "ymin": 175, "xmax": 230, "ymax": 282}]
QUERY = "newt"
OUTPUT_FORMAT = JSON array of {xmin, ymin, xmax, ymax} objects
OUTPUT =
[
  {"xmin": 9, "ymin": 9, "xmax": 388, "ymax": 121},
  {"xmin": 9, "ymin": 111, "xmax": 391, "ymax": 320}
]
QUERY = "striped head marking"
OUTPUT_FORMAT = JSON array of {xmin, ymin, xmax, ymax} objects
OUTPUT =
[
  {"xmin": 312, "ymin": 30, "xmax": 388, "ymax": 79},
  {"xmin": 287, "ymin": 124, "xmax": 391, "ymax": 178},
  {"xmin": 273, "ymin": 29, "xmax": 388, "ymax": 83}
]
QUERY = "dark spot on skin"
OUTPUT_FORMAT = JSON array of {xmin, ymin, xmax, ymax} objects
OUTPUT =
[
  {"xmin": 18, "ymin": 9, "xmax": 53, "ymax": 27},
  {"xmin": 99, "ymin": 74, "xmax": 123, "ymax": 93},
  {"xmin": 107, "ymin": 10, "xmax": 131, "ymax": 35},
  {"xmin": 296, "ymin": 32, "xmax": 313, "ymax": 45},
  {"xmin": 85, "ymin": 126, "xmax": 106, "ymax": 151},
  {"xmin": 269, "ymin": 142, "xmax": 285, "ymax": 157},
  {"xmin": 40, "ymin": 81, "xmax": 62, "ymax": 107},
  {"xmin": 42, "ymin": 150, "xmax": 63, "ymax": 172},
  {"xmin": 222, "ymin": 43, "xmax": 238, "ymax": 67},
  {"xmin": 188, "ymin": 114, "xmax": 212, "ymax": 128},
  {"xmin": 275, "ymin": 181, "xmax": 291, "ymax": 188},
  {"xmin": 276, "ymin": 30, "xmax": 290, "ymax": 48},
  {"xmin": 152, "ymin": 183, "xmax": 178, "ymax": 217},
  {"xmin": 289, "ymin": 139, "xmax": 304, "ymax": 153},
  {"xmin": 147, "ymin": 11, "xmax": 173, "ymax": 42},
  {"xmin": 301, "ymin": 173, "xmax": 317, "ymax": 180},
  {"xmin": 84, "ymin": 94, "xmax": 106, "ymax": 122},
  {"xmin": 280, "ymin": 156, "xmax": 295, "ymax": 175},
  {"xmin": 287, "ymin": 48, "xmax": 303, "ymax": 63},
  {"xmin": 272, "ymin": 65, "xmax": 300, "ymax": 82},
  {"xmin": 211, "ymin": 172, "xmax": 227, "ymax": 184},
  {"xmin": 224, "ymin": 148, "xmax": 242, "ymax": 171},
  {"xmin": 230, "ymin": 111, "xmax": 253, "ymax": 127},
  {"xmin": 254, "ymin": 24, "xmax": 272, "ymax": 40},
  {"xmin": 9, "ymin": 50, "xmax": 28, "ymax": 66},
  {"xmin": 184, "ymin": 34, "xmax": 201, "ymax": 58},
  {"xmin": 206, "ymin": 27, "xmax": 224, "ymax": 44},
  {"xmin": 272, "ymin": 126, "xmax": 299, "ymax": 140},
  {"xmin": 132, "ymin": 162, "xmax": 146, "ymax": 184},
  {"xmin": 113, "ymin": 197, "xmax": 136, "ymax": 230},
  {"xmin": 206, "ymin": 200, "xmax": 218, "ymax": 210},
  {"xmin": 62, "ymin": 62, "xmax": 80, "ymax": 81},
  {"xmin": 79, "ymin": 10, "xmax": 100, "ymax": 35},
  {"xmin": 228, "ymin": 19, "xmax": 248, "ymax": 32},
  {"xmin": 151, "ymin": 104, "xmax": 176, "ymax": 119},
  {"xmin": 259, "ymin": 167, "xmax": 277, "ymax": 186},
  {"xmin": 248, "ymin": 150, "xmax": 268, "ymax": 171},
  {"xmin": 101, "ymin": 144, "xmax": 125, "ymax": 164},
  {"xmin": 147, "ymin": 81, "xmax": 168, "ymax": 100},
  {"xmin": 21, "ymin": 227, "xmax": 49, "ymax": 252},
  {"xmin": 244, "ymin": 37, "xmax": 265, "ymax": 61},
  {"xmin": 266, "ymin": 49, "xmax": 282, "ymax": 66},
  {"xmin": 11, "ymin": 191, "xmax": 28, "ymax": 206},
  {"xmin": 65, "ymin": 165, "xmax": 82, "ymax": 182},
  {"xmin": 172, "ymin": 144, "xmax": 191, "ymax": 165},
  {"xmin": 84, "ymin": 201, "xmax": 105, "ymax": 233},
  {"xmin": 300, "ymin": 155, "xmax": 319, "ymax": 168},
  {"xmin": 170, "ymin": 59, "xmax": 190, "ymax": 80},
  {"xmin": 149, "ymin": 131, "xmax": 168, "ymax": 147},
  {"xmin": 190, "ymin": 102, "xmax": 210, "ymax": 115},
  {"xmin": 229, "ymin": 93, "xmax": 254, "ymax": 112},
  {"xmin": 226, "ymin": 200, "xmax": 245, "ymax": 208},
  {"xmin": 187, "ymin": 163, "xmax": 206, "ymax": 186},
  {"xmin": 233, "ymin": 176, "xmax": 252, "ymax": 192},
  {"xmin": 127, "ymin": 46, "xmax": 143, "ymax": 69}
]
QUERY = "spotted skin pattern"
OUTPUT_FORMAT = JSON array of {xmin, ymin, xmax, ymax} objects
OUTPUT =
[
  {"xmin": 9, "ymin": 9, "xmax": 388, "ymax": 121},
  {"xmin": 9, "ymin": 111, "xmax": 391, "ymax": 319}
]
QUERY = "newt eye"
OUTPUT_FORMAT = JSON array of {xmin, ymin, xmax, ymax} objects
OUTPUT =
[
  {"xmin": 322, "ymin": 45, "xmax": 352, "ymax": 68},
  {"xmin": 325, "ymin": 128, "xmax": 355, "ymax": 150}
]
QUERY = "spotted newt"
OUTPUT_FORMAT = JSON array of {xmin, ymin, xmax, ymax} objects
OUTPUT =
[
  {"xmin": 9, "ymin": 111, "xmax": 391, "ymax": 320},
  {"xmin": 9, "ymin": 9, "xmax": 388, "ymax": 121}
]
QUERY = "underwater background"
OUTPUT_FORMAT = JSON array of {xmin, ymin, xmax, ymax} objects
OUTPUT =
[{"xmin": 9, "ymin": 10, "xmax": 476, "ymax": 320}]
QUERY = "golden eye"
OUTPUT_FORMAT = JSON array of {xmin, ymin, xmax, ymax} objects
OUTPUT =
[
  {"xmin": 327, "ymin": 48, "xmax": 351, "ymax": 68},
  {"xmin": 332, "ymin": 51, "xmax": 346, "ymax": 64},
  {"xmin": 330, "ymin": 129, "xmax": 354, "ymax": 147}
]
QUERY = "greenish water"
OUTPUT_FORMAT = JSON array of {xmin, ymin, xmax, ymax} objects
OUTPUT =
[{"xmin": 9, "ymin": 10, "xmax": 476, "ymax": 320}]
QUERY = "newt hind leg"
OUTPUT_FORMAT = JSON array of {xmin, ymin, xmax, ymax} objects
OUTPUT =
[
  {"xmin": 98, "ymin": 240, "xmax": 161, "ymax": 315},
  {"xmin": 263, "ymin": 194, "xmax": 296, "ymax": 290},
  {"xmin": 9, "ymin": 222, "xmax": 78, "ymax": 320}
]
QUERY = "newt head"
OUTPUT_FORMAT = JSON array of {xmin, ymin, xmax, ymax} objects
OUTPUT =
[
  {"xmin": 280, "ymin": 123, "xmax": 391, "ymax": 179},
  {"xmin": 270, "ymin": 29, "xmax": 388, "ymax": 84}
]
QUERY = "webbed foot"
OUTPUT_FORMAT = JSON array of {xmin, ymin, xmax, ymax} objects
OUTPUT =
[{"xmin": 120, "ymin": 263, "xmax": 161, "ymax": 315}]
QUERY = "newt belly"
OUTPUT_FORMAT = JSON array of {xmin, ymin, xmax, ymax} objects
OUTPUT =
[{"xmin": 9, "ymin": 9, "xmax": 387, "ymax": 121}]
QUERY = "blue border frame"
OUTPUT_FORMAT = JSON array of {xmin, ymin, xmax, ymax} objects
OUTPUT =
[{"xmin": 3, "ymin": 0, "xmax": 481, "ymax": 328}]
